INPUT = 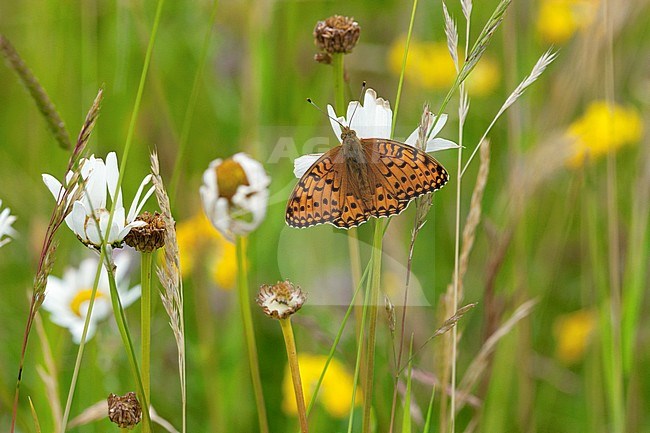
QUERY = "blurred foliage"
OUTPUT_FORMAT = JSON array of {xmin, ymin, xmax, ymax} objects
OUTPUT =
[{"xmin": 0, "ymin": 0, "xmax": 649, "ymax": 432}]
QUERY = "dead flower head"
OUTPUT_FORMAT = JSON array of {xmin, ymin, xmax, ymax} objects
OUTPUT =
[
  {"xmin": 257, "ymin": 280, "xmax": 306, "ymax": 319},
  {"xmin": 314, "ymin": 15, "xmax": 360, "ymax": 60},
  {"xmin": 124, "ymin": 211, "xmax": 166, "ymax": 252},
  {"xmin": 107, "ymin": 392, "xmax": 142, "ymax": 429}
]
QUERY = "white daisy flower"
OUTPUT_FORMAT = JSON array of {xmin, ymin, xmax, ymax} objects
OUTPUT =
[
  {"xmin": 200, "ymin": 152, "xmax": 270, "ymax": 241},
  {"xmin": 293, "ymin": 88, "xmax": 458, "ymax": 178},
  {"xmin": 42, "ymin": 152, "xmax": 155, "ymax": 249},
  {"xmin": 0, "ymin": 199, "xmax": 17, "ymax": 248},
  {"xmin": 42, "ymin": 253, "xmax": 140, "ymax": 343}
]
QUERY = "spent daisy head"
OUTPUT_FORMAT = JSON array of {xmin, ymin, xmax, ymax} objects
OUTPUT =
[
  {"xmin": 200, "ymin": 153, "xmax": 270, "ymax": 241},
  {"xmin": 256, "ymin": 280, "xmax": 306, "ymax": 319},
  {"xmin": 42, "ymin": 152, "xmax": 155, "ymax": 250},
  {"xmin": 41, "ymin": 252, "xmax": 140, "ymax": 343},
  {"xmin": 0, "ymin": 199, "xmax": 17, "ymax": 248},
  {"xmin": 293, "ymin": 88, "xmax": 458, "ymax": 178}
]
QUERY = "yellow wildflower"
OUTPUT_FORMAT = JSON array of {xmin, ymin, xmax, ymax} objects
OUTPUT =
[
  {"xmin": 536, "ymin": 0, "xmax": 599, "ymax": 44},
  {"xmin": 282, "ymin": 354, "xmax": 361, "ymax": 418},
  {"xmin": 175, "ymin": 212, "xmax": 237, "ymax": 289},
  {"xmin": 567, "ymin": 101, "xmax": 643, "ymax": 167},
  {"xmin": 388, "ymin": 37, "xmax": 499, "ymax": 96},
  {"xmin": 553, "ymin": 309, "xmax": 596, "ymax": 365}
]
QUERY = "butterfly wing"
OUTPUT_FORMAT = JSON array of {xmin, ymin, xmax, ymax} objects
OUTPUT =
[{"xmin": 285, "ymin": 147, "xmax": 347, "ymax": 228}]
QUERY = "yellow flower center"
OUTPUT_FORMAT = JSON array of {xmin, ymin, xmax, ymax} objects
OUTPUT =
[
  {"xmin": 215, "ymin": 158, "xmax": 249, "ymax": 201},
  {"xmin": 70, "ymin": 289, "xmax": 104, "ymax": 317}
]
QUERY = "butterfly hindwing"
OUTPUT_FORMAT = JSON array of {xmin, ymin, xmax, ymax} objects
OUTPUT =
[{"xmin": 364, "ymin": 138, "xmax": 448, "ymax": 201}]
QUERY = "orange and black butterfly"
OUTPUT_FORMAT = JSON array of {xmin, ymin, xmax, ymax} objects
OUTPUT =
[{"xmin": 285, "ymin": 121, "xmax": 448, "ymax": 229}]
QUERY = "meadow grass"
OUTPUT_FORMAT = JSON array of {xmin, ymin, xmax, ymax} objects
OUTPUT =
[{"xmin": 0, "ymin": 0, "xmax": 649, "ymax": 432}]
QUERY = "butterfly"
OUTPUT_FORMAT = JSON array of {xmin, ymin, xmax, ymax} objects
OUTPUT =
[{"xmin": 285, "ymin": 125, "xmax": 448, "ymax": 229}]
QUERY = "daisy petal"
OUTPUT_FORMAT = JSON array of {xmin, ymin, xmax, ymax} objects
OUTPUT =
[
  {"xmin": 294, "ymin": 153, "xmax": 324, "ymax": 178},
  {"xmin": 425, "ymin": 138, "xmax": 460, "ymax": 152},
  {"xmin": 327, "ymin": 105, "xmax": 344, "ymax": 141},
  {"xmin": 430, "ymin": 114, "xmax": 448, "ymax": 137}
]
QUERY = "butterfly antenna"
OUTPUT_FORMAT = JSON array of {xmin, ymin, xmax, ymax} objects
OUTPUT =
[
  {"xmin": 307, "ymin": 98, "xmax": 346, "ymax": 130},
  {"xmin": 347, "ymin": 81, "xmax": 367, "ymax": 126}
]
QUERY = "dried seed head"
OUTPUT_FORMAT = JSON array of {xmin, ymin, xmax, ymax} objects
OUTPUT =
[
  {"xmin": 256, "ymin": 280, "xmax": 306, "ymax": 319},
  {"xmin": 124, "ymin": 211, "xmax": 166, "ymax": 252},
  {"xmin": 107, "ymin": 392, "xmax": 142, "ymax": 429},
  {"xmin": 384, "ymin": 295, "xmax": 395, "ymax": 334},
  {"xmin": 313, "ymin": 15, "xmax": 360, "ymax": 55}
]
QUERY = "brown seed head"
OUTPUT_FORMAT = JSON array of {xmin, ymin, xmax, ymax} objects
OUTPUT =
[
  {"xmin": 107, "ymin": 392, "xmax": 142, "ymax": 429},
  {"xmin": 124, "ymin": 211, "xmax": 166, "ymax": 252},
  {"xmin": 313, "ymin": 15, "xmax": 360, "ymax": 55},
  {"xmin": 256, "ymin": 280, "xmax": 306, "ymax": 319},
  {"xmin": 216, "ymin": 158, "xmax": 249, "ymax": 202}
]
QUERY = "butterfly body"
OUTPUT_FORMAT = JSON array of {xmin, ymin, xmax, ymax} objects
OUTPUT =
[{"xmin": 286, "ymin": 126, "xmax": 448, "ymax": 229}]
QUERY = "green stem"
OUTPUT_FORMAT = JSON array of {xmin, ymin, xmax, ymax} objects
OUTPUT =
[
  {"xmin": 235, "ymin": 236, "xmax": 269, "ymax": 433},
  {"xmin": 104, "ymin": 253, "xmax": 152, "ymax": 430},
  {"xmin": 140, "ymin": 251, "xmax": 153, "ymax": 433},
  {"xmin": 280, "ymin": 318, "xmax": 308, "ymax": 433},
  {"xmin": 332, "ymin": 51, "xmax": 365, "ymax": 349},
  {"xmin": 60, "ymin": 254, "xmax": 107, "ymax": 430},
  {"xmin": 169, "ymin": 0, "xmax": 220, "ymax": 202},
  {"xmin": 361, "ymin": 220, "xmax": 384, "ymax": 432},
  {"xmin": 392, "ymin": 0, "xmax": 419, "ymax": 134},
  {"xmin": 332, "ymin": 53, "xmax": 345, "ymax": 114}
]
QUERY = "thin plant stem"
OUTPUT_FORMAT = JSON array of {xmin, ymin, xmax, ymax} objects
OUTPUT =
[
  {"xmin": 235, "ymin": 235, "xmax": 269, "ymax": 433},
  {"xmin": 332, "ymin": 51, "xmax": 364, "ymax": 341},
  {"xmin": 104, "ymin": 251, "xmax": 153, "ymax": 430},
  {"xmin": 361, "ymin": 220, "xmax": 385, "ymax": 433},
  {"xmin": 60, "ymin": 255, "xmax": 106, "ymax": 431},
  {"xmin": 279, "ymin": 318, "xmax": 308, "ymax": 433},
  {"xmin": 140, "ymin": 251, "xmax": 154, "ymax": 433},
  {"xmin": 603, "ymin": 0, "xmax": 624, "ymax": 429},
  {"xmin": 450, "ymin": 9, "xmax": 472, "ymax": 432},
  {"xmin": 347, "ymin": 257, "xmax": 375, "ymax": 433},
  {"xmin": 305, "ymin": 261, "xmax": 370, "ymax": 427},
  {"xmin": 169, "ymin": 0, "xmax": 220, "ymax": 202},
  {"xmin": 332, "ymin": 53, "xmax": 345, "ymax": 113},
  {"xmin": 105, "ymin": 0, "xmax": 164, "ymax": 242},
  {"xmin": 391, "ymin": 0, "xmax": 419, "ymax": 134}
]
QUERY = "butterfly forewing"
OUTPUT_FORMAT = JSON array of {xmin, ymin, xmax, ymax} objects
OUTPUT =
[
  {"xmin": 286, "ymin": 148, "xmax": 347, "ymax": 228},
  {"xmin": 285, "ymin": 137, "xmax": 448, "ymax": 229}
]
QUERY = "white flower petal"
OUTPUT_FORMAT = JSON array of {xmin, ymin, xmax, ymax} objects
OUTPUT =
[
  {"xmin": 105, "ymin": 152, "xmax": 122, "ymax": 209},
  {"xmin": 42, "ymin": 174, "xmax": 64, "ymax": 199},
  {"xmin": 293, "ymin": 153, "xmax": 324, "ymax": 178},
  {"xmin": 404, "ymin": 128, "xmax": 419, "ymax": 147},
  {"xmin": 425, "ymin": 138, "xmax": 459, "ymax": 152},
  {"xmin": 327, "ymin": 104, "xmax": 344, "ymax": 140},
  {"xmin": 430, "ymin": 114, "xmax": 448, "ymax": 137}
]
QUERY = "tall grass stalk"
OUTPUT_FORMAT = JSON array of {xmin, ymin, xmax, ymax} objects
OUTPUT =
[
  {"xmin": 603, "ymin": 0, "xmax": 624, "ymax": 430},
  {"xmin": 11, "ymin": 88, "xmax": 103, "ymax": 433},
  {"xmin": 332, "ymin": 52, "xmax": 364, "ymax": 339},
  {"xmin": 385, "ymin": 0, "xmax": 420, "ymax": 429},
  {"xmin": 0, "ymin": 35, "xmax": 71, "ymax": 150},
  {"xmin": 60, "ymin": 256, "xmax": 106, "ymax": 430},
  {"xmin": 361, "ymin": 220, "xmax": 385, "ymax": 433},
  {"xmin": 307, "ymin": 263, "xmax": 370, "ymax": 419},
  {"xmin": 169, "ymin": 0, "xmax": 220, "ymax": 201},
  {"xmin": 151, "ymin": 151, "xmax": 187, "ymax": 433},
  {"xmin": 140, "ymin": 251, "xmax": 154, "ymax": 433},
  {"xmin": 235, "ymin": 235, "xmax": 269, "ymax": 433},
  {"xmin": 448, "ymin": 0, "xmax": 471, "ymax": 429}
]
